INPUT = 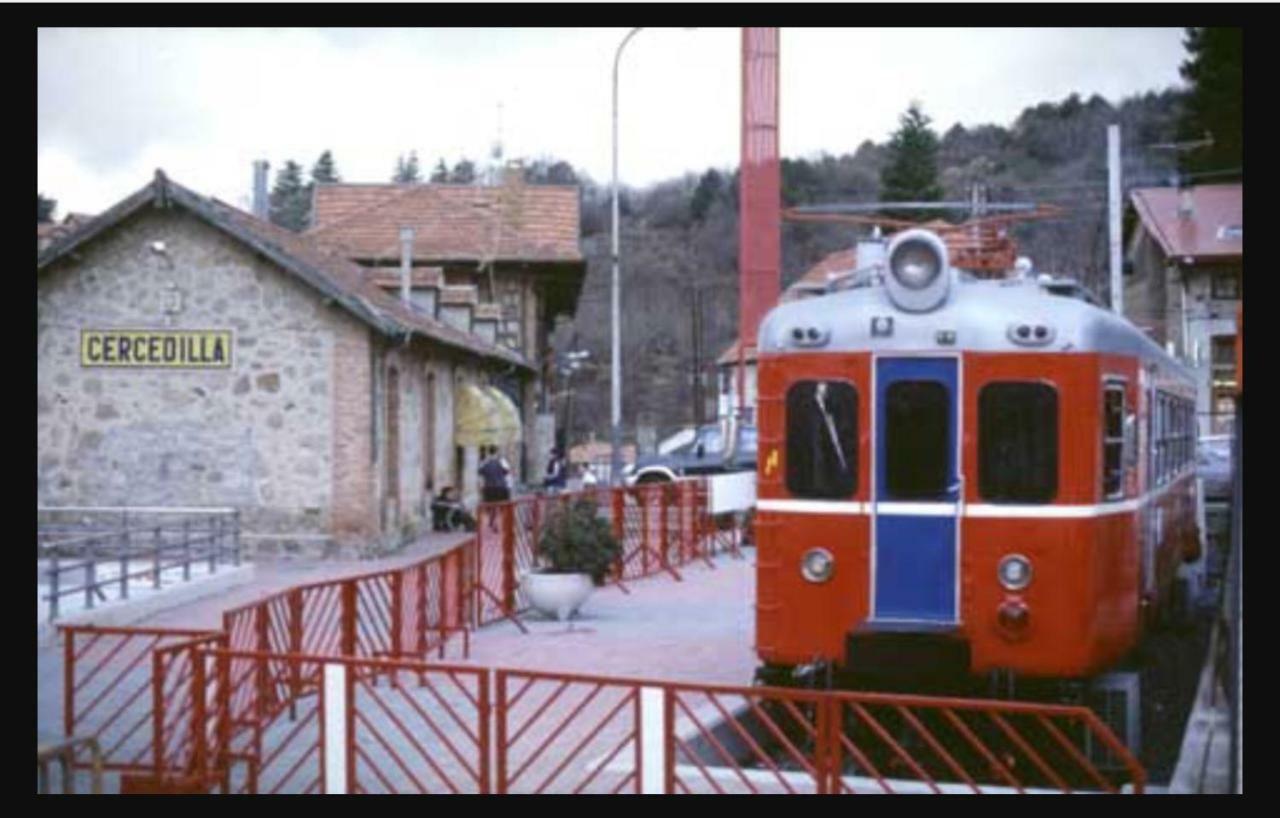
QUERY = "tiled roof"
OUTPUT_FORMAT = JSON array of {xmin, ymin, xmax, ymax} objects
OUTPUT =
[
  {"xmin": 309, "ymin": 182, "xmax": 582, "ymax": 264},
  {"xmin": 37, "ymin": 171, "xmax": 531, "ymax": 372},
  {"xmin": 1130, "ymin": 184, "xmax": 1243, "ymax": 262},
  {"xmin": 717, "ymin": 247, "xmax": 859, "ymax": 365}
]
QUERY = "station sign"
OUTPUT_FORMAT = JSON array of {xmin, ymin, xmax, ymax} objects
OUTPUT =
[{"xmin": 80, "ymin": 329, "xmax": 233, "ymax": 368}]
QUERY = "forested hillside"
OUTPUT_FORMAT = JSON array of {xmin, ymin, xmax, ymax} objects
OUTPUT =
[{"xmin": 553, "ymin": 89, "xmax": 1190, "ymax": 445}]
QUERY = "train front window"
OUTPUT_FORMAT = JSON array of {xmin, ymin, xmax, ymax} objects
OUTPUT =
[
  {"xmin": 978, "ymin": 382, "xmax": 1058, "ymax": 503},
  {"xmin": 885, "ymin": 380, "xmax": 949, "ymax": 499},
  {"xmin": 786, "ymin": 380, "xmax": 858, "ymax": 498}
]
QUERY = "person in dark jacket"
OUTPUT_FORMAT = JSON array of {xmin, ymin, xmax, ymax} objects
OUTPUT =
[
  {"xmin": 479, "ymin": 446, "xmax": 511, "ymax": 503},
  {"xmin": 543, "ymin": 447, "xmax": 567, "ymax": 492}
]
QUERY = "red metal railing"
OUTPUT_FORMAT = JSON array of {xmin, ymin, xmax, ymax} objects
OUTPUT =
[
  {"xmin": 473, "ymin": 479, "xmax": 720, "ymax": 626},
  {"xmin": 59, "ymin": 625, "xmax": 221, "ymax": 773},
  {"xmin": 489, "ymin": 670, "xmax": 1145, "ymax": 795},
  {"xmin": 495, "ymin": 668, "xmax": 642, "ymax": 794},
  {"xmin": 177, "ymin": 649, "xmax": 490, "ymax": 794}
]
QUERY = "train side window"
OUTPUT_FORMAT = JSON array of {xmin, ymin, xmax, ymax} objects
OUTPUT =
[
  {"xmin": 1103, "ymin": 383, "xmax": 1125, "ymax": 499},
  {"xmin": 1160, "ymin": 395, "xmax": 1171, "ymax": 483},
  {"xmin": 786, "ymin": 380, "xmax": 858, "ymax": 499},
  {"xmin": 978, "ymin": 382, "xmax": 1058, "ymax": 503}
]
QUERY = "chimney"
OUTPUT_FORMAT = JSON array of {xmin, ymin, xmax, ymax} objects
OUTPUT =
[
  {"xmin": 503, "ymin": 159, "xmax": 525, "ymax": 186},
  {"xmin": 399, "ymin": 227, "xmax": 415, "ymax": 309},
  {"xmin": 252, "ymin": 160, "xmax": 269, "ymax": 220},
  {"xmin": 1178, "ymin": 187, "xmax": 1195, "ymax": 220}
]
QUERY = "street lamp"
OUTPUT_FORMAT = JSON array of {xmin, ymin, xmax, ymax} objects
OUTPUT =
[
  {"xmin": 611, "ymin": 27, "xmax": 697, "ymax": 485},
  {"xmin": 610, "ymin": 26, "xmax": 643, "ymax": 486}
]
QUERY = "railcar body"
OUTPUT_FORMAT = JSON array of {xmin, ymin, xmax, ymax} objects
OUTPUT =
[{"xmin": 754, "ymin": 230, "xmax": 1199, "ymax": 686}]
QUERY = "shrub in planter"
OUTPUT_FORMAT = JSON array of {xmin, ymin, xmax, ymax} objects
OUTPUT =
[{"xmin": 536, "ymin": 499, "xmax": 623, "ymax": 585}]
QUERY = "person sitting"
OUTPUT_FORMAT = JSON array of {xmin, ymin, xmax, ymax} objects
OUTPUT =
[{"xmin": 430, "ymin": 486, "xmax": 474, "ymax": 532}]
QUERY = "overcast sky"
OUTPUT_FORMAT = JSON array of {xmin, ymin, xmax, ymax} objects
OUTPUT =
[{"xmin": 38, "ymin": 27, "xmax": 1188, "ymax": 217}]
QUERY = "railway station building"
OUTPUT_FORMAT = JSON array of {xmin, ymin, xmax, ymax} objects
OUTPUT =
[
  {"xmin": 1125, "ymin": 183, "xmax": 1242, "ymax": 435},
  {"xmin": 37, "ymin": 170, "xmax": 581, "ymax": 555}
]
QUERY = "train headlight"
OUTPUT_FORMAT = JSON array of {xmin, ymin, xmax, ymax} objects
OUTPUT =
[
  {"xmin": 885, "ymin": 229, "xmax": 950, "ymax": 312},
  {"xmin": 890, "ymin": 238, "xmax": 942, "ymax": 290},
  {"xmin": 800, "ymin": 548, "xmax": 835, "ymax": 583},
  {"xmin": 997, "ymin": 554, "xmax": 1033, "ymax": 591}
]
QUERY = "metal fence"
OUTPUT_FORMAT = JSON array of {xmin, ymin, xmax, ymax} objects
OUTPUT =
[{"xmin": 39, "ymin": 507, "xmax": 241, "ymax": 623}]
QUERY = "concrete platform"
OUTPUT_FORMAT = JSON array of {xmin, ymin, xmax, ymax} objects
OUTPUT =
[{"xmin": 464, "ymin": 551, "xmax": 757, "ymax": 686}]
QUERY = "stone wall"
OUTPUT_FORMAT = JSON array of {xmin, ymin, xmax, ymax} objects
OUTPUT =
[{"xmin": 38, "ymin": 209, "xmax": 338, "ymax": 547}]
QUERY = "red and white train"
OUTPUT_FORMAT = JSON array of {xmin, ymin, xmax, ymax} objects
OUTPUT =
[{"xmin": 753, "ymin": 228, "xmax": 1200, "ymax": 695}]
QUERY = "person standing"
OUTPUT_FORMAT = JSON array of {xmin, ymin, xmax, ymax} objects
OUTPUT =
[
  {"xmin": 544, "ymin": 446, "xmax": 568, "ymax": 493},
  {"xmin": 479, "ymin": 445, "xmax": 511, "ymax": 504}
]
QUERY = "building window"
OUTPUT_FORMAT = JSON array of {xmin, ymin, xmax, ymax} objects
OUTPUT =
[
  {"xmin": 1211, "ymin": 335, "xmax": 1238, "ymax": 434},
  {"xmin": 884, "ymin": 381, "xmax": 949, "ymax": 500},
  {"xmin": 978, "ymin": 382, "xmax": 1058, "ymax": 503},
  {"xmin": 786, "ymin": 380, "xmax": 857, "ymax": 499},
  {"xmin": 1103, "ymin": 383, "xmax": 1125, "ymax": 499},
  {"xmin": 1211, "ymin": 267, "xmax": 1241, "ymax": 300}
]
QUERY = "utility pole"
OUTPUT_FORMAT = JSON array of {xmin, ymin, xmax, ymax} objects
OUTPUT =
[
  {"xmin": 1108, "ymin": 124, "xmax": 1123, "ymax": 315},
  {"xmin": 690, "ymin": 285, "xmax": 704, "ymax": 427}
]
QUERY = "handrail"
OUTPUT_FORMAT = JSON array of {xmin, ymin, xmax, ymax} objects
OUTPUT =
[{"xmin": 40, "ymin": 510, "xmax": 242, "ymax": 622}]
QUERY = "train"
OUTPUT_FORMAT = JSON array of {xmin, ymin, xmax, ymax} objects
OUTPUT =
[{"xmin": 752, "ymin": 227, "xmax": 1200, "ymax": 704}]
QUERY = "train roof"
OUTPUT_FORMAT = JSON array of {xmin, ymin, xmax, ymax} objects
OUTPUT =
[{"xmin": 758, "ymin": 269, "xmax": 1195, "ymax": 383}]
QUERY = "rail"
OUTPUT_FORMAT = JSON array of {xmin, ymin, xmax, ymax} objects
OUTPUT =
[
  {"xmin": 37, "ymin": 736, "xmax": 104, "ymax": 794},
  {"xmin": 38, "ymin": 508, "xmax": 241, "ymax": 622}
]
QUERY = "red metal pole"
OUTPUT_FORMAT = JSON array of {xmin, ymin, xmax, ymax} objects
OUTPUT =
[
  {"xmin": 502, "ymin": 504, "xmax": 516, "ymax": 615},
  {"xmin": 389, "ymin": 571, "xmax": 403, "ymax": 660},
  {"xmin": 417, "ymin": 563, "xmax": 428, "ymax": 657},
  {"xmin": 63, "ymin": 629, "xmax": 74, "ymax": 738},
  {"xmin": 478, "ymin": 670, "xmax": 491, "ymax": 794},
  {"xmin": 152, "ymin": 649, "xmax": 165, "ymax": 776},
  {"xmin": 341, "ymin": 582, "xmax": 356, "ymax": 657},
  {"xmin": 495, "ymin": 671, "xmax": 508, "ymax": 795},
  {"xmin": 192, "ymin": 646, "xmax": 207, "ymax": 784}
]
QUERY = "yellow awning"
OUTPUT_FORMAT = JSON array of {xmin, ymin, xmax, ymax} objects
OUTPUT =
[
  {"xmin": 455, "ymin": 383, "xmax": 522, "ymax": 447},
  {"xmin": 482, "ymin": 385, "xmax": 523, "ymax": 443}
]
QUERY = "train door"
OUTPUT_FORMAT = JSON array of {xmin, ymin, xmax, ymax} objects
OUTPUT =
[{"xmin": 872, "ymin": 356, "xmax": 960, "ymax": 623}]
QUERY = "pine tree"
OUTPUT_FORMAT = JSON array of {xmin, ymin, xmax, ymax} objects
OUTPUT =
[
  {"xmin": 269, "ymin": 160, "xmax": 311, "ymax": 232},
  {"xmin": 1178, "ymin": 27, "xmax": 1242, "ymax": 179},
  {"xmin": 38, "ymin": 193, "xmax": 56, "ymax": 224},
  {"xmin": 880, "ymin": 103, "xmax": 944, "ymax": 216},
  {"xmin": 430, "ymin": 159, "xmax": 449, "ymax": 183},
  {"xmin": 311, "ymin": 150, "xmax": 340, "ymax": 184},
  {"xmin": 690, "ymin": 169, "xmax": 723, "ymax": 223},
  {"xmin": 450, "ymin": 159, "xmax": 476, "ymax": 184},
  {"xmin": 393, "ymin": 152, "xmax": 422, "ymax": 183}
]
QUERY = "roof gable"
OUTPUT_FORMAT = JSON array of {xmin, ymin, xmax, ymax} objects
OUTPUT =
[
  {"xmin": 37, "ymin": 171, "xmax": 530, "ymax": 371},
  {"xmin": 1130, "ymin": 184, "xmax": 1243, "ymax": 262}
]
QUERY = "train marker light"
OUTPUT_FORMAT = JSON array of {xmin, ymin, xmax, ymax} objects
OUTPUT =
[
  {"xmin": 801, "ymin": 548, "xmax": 835, "ymax": 583},
  {"xmin": 998, "ymin": 554, "xmax": 1033, "ymax": 591},
  {"xmin": 997, "ymin": 599, "xmax": 1030, "ymax": 635}
]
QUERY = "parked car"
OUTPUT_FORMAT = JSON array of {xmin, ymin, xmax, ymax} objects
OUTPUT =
[
  {"xmin": 628, "ymin": 423, "xmax": 757, "ymax": 484},
  {"xmin": 1197, "ymin": 435, "xmax": 1234, "ymax": 500}
]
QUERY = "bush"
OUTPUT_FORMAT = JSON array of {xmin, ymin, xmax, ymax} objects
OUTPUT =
[{"xmin": 536, "ymin": 499, "xmax": 622, "ymax": 585}]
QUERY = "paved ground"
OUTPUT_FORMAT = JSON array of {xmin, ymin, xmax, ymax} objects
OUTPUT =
[{"xmin": 464, "ymin": 553, "xmax": 757, "ymax": 686}]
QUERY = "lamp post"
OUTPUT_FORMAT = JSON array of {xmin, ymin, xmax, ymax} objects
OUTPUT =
[{"xmin": 610, "ymin": 26, "xmax": 643, "ymax": 486}]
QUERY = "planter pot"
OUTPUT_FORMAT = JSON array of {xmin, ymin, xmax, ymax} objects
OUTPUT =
[{"xmin": 521, "ymin": 571, "xmax": 594, "ymax": 621}]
